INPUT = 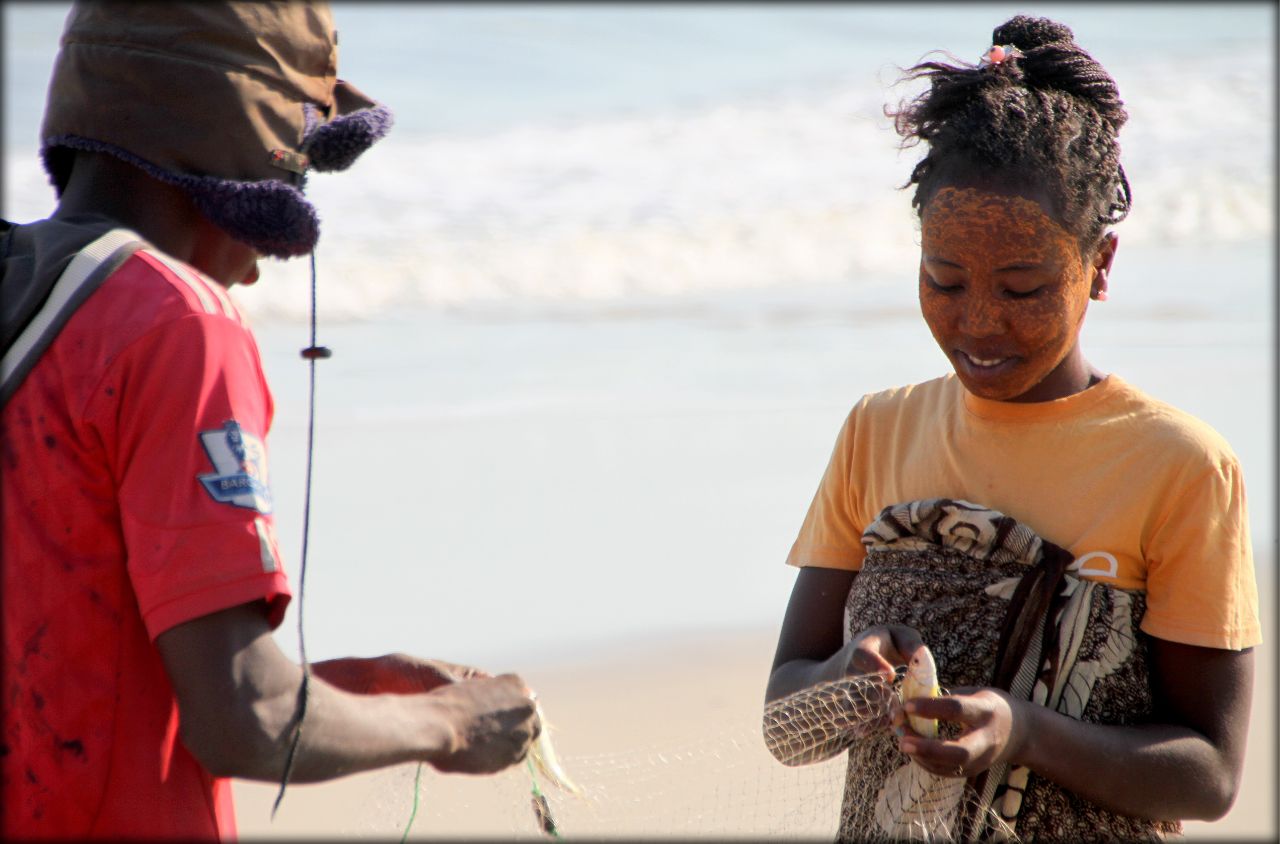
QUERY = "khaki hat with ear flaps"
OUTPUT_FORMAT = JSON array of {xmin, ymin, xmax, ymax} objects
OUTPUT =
[{"xmin": 40, "ymin": 0, "xmax": 392, "ymax": 259}]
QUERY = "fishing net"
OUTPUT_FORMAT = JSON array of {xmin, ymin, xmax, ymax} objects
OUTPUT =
[
  {"xmin": 318, "ymin": 669, "xmax": 1015, "ymax": 842},
  {"xmin": 763, "ymin": 671, "xmax": 1019, "ymax": 844},
  {"xmin": 345, "ymin": 704, "xmax": 849, "ymax": 840},
  {"xmin": 264, "ymin": 500, "xmax": 1174, "ymax": 841}
]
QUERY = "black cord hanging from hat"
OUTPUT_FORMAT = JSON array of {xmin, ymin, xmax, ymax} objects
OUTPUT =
[{"xmin": 272, "ymin": 252, "xmax": 332, "ymax": 817}]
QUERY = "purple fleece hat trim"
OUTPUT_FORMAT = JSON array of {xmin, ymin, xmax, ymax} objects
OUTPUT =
[
  {"xmin": 42, "ymin": 135, "xmax": 319, "ymax": 258},
  {"xmin": 187, "ymin": 176, "xmax": 319, "ymax": 259},
  {"xmin": 304, "ymin": 102, "xmax": 394, "ymax": 173}
]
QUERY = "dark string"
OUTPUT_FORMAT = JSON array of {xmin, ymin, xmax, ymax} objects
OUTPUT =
[{"xmin": 272, "ymin": 251, "xmax": 331, "ymax": 817}]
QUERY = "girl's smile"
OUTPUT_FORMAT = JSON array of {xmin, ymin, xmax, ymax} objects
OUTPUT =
[{"xmin": 918, "ymin": 186, "xmax": 1113, "ymax": 403}]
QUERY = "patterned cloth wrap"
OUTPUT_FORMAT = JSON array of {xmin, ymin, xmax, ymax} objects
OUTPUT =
[{"xmin": 835, "ymin": 498, "xmax": 1180, "ymax": 842}]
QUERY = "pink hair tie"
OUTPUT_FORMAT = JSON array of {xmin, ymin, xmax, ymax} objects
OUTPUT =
[{"xmin": 980, "ymin": 44, "xmax": 1024, "ymax": 66}]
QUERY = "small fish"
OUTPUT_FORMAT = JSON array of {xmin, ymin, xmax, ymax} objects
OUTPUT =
[
  {"xmin": 899, "ymin": 645, "xmax": 941, "ymax": 738},
  {"xmin": 529, "ymin": 700, "xmax": 583, "ymax": 796}
]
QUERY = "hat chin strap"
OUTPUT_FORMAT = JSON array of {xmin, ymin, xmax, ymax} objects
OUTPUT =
[{"xmin": 274, "ymin": 250, "xmax": 331, "ymax": 816}]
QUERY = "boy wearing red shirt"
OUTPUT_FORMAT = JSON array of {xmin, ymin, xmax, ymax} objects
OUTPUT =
[{"xmin": 1, "ymin": 3, "xmax": 540, "ymax": 839}]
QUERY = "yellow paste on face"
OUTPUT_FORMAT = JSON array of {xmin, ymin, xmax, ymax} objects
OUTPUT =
[{"xmin": 918, "ymin": 186, "xmax": 1096, "ymax": 402}]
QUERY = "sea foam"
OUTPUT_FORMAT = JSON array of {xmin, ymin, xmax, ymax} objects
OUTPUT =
[{"xmin": 3, "ymin": 30, "xmax": 1269, "ymax": 322}]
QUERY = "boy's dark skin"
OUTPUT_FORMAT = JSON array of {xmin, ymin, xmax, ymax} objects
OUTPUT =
[{"xmin": 57, "ymin": 149, "xmax": 541, "ymax": 781}]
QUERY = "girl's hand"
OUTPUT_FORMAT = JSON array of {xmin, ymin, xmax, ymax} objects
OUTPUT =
[
  {"xmin": 821, "ymin": 625, "xmax": 928, "ymax": 734},
  {"xmin": 894, "ymin": 686, "xmax": 1029, "ymax": 778},
  {"xmin": 829, "ymin": 624, "xmax": 927, "ymax": 684}
]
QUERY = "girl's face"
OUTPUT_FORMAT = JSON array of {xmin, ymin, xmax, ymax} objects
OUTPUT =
[{"xmin": 918, "ymin": 185, "xmax": 1112, "ymax": 403}]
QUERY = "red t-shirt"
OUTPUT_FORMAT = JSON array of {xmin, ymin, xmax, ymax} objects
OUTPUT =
[{"xmin": 2, "ymin": 248, "xmax": 291, "ymax": 840}]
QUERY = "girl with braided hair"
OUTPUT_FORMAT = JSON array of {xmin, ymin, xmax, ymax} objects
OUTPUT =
[{"xmin": 764, "ymin": 15, "xmax": 1258, "ymax": 841}]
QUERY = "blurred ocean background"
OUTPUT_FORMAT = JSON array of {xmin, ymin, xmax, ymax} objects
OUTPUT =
[{"xmin": 4, "ymin": 3, "xmax": 1273, "ymax": 668}]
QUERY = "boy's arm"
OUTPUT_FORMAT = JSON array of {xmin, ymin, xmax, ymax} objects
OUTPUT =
[{"xmin": 156, "ymin": 601, "xmax": 540, "ymax": 782}]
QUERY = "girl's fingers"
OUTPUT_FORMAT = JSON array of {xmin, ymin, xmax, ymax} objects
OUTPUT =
[
  {"xmin": 905, "ymin": 690, "xmax": 993, "ymax": 725},
  {"xmin": 847, "ymin": 636, "xmax": 897, "ymax": 680},
  {"xmin": 848, "ymin": 624, "xmax": 927, "ymax": 680},
  {"xmin": 899, "ymin": 690, "xmax": 1011, "ymax": 776},
  {"xmin": 898, "ymin": 734, "xmax": 970, "ymax": 776},
  {"xmin": 885, "ymin": 625, "xmax": 927, "ymax": 665}
]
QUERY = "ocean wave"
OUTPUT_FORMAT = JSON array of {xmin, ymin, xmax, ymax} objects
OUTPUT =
[{"xmin": 3, "ymin": 48, "xmax": 1269, "ymax": 322}]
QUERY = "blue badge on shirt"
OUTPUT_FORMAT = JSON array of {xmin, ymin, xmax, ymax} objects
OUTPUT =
[{"xmin": 197, "ymin": 420, "xmax": 273, "ymax": 513}]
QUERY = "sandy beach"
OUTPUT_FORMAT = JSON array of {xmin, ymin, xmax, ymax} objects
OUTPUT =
[
  {"xmin": 2, "ymin": 6, "xmax": 1268, "ymax": 841},
  {"xmin": 235, "ymin": 563, "xmax": 1275, "ymax": 841},
  {"xmin": 231, "ymin": 257, "xmax": 1275, "ymax": 841}
]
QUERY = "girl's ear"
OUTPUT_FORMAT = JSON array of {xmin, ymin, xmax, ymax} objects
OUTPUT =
[{"xmin": 1091, "ymin": 232, "xmax": 1118, "ymax": 301}]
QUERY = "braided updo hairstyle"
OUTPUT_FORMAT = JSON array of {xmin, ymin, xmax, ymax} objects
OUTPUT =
[{"xmin": 890, "ymin": 15, "xmax": 1131, "ymax": 250}]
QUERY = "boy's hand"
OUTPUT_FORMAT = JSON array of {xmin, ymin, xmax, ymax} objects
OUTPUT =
[{"xmin": 424, "ymin": 674, "xmax": 541, "ymax": 774}]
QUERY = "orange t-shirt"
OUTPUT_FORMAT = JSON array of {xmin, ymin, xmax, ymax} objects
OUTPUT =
[{"xmin": 787, "ymin": 373, "xmax": 1260, "ymax": 651}]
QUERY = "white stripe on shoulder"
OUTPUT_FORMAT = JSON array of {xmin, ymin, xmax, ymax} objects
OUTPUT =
[
  {"xmin": 183, "ymin": 262, "xmax": 245, "ymax": 326},
  {"xmin": 193, "ymin": 267, "xmax": 241, "ymax": 323},
  {"xmin": 142, "ymin": 250, "xmax": 219, "ymax": 315}
]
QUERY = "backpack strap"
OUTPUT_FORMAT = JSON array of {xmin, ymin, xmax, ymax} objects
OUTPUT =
[{"xmin": 0, "ymin": 228, "xmax": 146, "ymax": 406}]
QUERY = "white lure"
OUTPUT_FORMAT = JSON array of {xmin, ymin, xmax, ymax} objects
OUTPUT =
[{"xmin": 529, "ymin": 700, "xmax": 584, "ymax": 797}]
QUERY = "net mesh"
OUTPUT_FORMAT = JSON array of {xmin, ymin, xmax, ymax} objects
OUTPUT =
[
  {"xmin": 323, "ymin": 670, "xmax": 1017, "ymax": 841},
  {"xmin": 762, "ymin": 672, "xmax": 895, "ymax": 766},
  {"xmin": 331, "ymin": 721, "xmax": 844, "ymax": 840}
]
